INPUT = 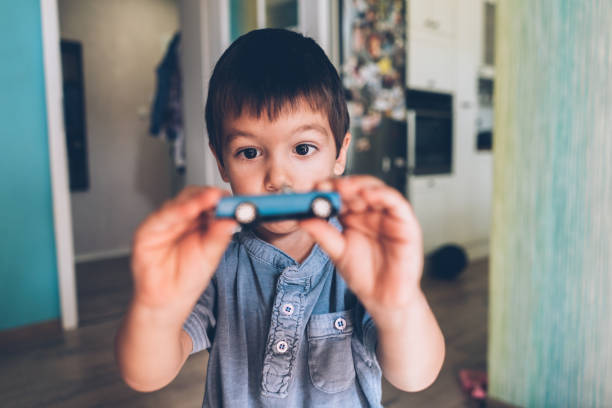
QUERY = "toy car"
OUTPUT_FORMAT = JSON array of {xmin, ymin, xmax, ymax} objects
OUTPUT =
[{"xmin": 215, "ymin": 191, "xmax": 341, "ymax": 225}]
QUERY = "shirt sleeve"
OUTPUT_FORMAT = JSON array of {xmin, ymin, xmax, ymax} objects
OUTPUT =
[{"xmin": 182, "ymin": 276, "xmax": 217, "ymax": 354}]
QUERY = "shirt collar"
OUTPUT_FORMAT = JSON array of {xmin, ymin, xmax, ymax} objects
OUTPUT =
[{"xmin": 237, "ymin": 217, "xmax": 342, "ymax": 278}]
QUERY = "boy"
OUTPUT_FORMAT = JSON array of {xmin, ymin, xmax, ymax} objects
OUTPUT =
[{"xmin": 115, "ymin": 29, "xmax": 444, "ymax": 407}]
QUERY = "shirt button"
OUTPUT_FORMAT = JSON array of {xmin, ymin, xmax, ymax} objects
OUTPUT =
[
  {"xmin": 281, "ymin": 303, "xmax": 294, "ymax": 316},
  {"xmin": 275, "ymin": 340, "xmax": 289, "ymax": 354},
  {"xmin": 334, "ymin": 317, "xmax": 347, "ymax": 331}
]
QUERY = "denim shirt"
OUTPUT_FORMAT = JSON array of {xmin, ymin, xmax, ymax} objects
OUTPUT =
[{"xmin": 183, "ymin": 220, "xmax": 382, "ymax": 407}]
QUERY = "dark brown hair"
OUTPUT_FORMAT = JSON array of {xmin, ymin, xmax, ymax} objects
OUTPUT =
[{"xmin": 205, "ymin": 28, "xmax": 349, "ymax": 166}]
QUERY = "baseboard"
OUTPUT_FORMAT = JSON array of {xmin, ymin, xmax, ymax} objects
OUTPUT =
[
  {"xmin": 0, "ymin": 319, "xmax": 62, "ymax": 353},
  {"xmin": 75, "ymin": 247, "xmax": 131, "ymax": 263},
  {"xmin": 464, "ymin": 239, "xmax": 490, "ymax": 262}
]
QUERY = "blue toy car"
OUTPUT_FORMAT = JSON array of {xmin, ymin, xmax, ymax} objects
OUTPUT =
[{"xmin": 215, "ymin": 191, "xmax": 341, "ymax": 225}]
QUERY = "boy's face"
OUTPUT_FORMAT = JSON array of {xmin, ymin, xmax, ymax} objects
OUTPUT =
[{"xmin": 213, "ymin": 101, "xmax": 351, "ymax": 236}]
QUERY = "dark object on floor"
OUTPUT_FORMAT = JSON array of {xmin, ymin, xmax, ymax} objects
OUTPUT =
[
  {"xmin": 459, "ymin": 369, "xmax": 487, "ymax": 400},
  {"xmin": 426, "ymin": 244, "xmax": 468, "ymax": 280}
]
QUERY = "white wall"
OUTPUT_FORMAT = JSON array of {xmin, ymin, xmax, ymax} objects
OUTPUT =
[{"xmin": 58, "ymin": 0, "xmax": 180, "ymax": 260}]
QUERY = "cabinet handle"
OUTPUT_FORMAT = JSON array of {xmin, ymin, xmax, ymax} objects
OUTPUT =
[
  {"xmin": 425, "ymin": 19, "xmax": 440, "ymax": 30},
  {"xmin": 407, "ymin": 110, "xmax": 416, "ymax": 175}
]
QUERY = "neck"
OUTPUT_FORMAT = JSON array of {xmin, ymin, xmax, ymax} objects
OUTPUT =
[{"xmin": 254, "ymin": 227, "xmax": 315, "ymax": 264}]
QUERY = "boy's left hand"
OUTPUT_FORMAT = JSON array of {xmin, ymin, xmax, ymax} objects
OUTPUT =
[{"xmin": 299, "ymin": 175, "xmax": 424, "ymax": 329}]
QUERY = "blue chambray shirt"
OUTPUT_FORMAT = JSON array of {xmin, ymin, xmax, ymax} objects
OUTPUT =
[{"xmin": 183, "ymin": 219, "xmax": 382, "ymax": 407}]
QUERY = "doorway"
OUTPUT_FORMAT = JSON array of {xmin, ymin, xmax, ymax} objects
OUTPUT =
[{"xmin": 56, "ymin": 0, "xmax": 182, "ymax": 325}]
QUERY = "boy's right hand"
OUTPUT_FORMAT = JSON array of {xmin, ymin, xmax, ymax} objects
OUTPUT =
[{"xmin": 130, "ymin": 186, "xmax": 237, "ymax": 315}]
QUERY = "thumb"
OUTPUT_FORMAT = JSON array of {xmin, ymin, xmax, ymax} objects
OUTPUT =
[
  {"xmin": 199, "ymin": 218, "xmax": 237, "ymax": 261},
  {"xmin": 299, "ymin": 219, "xmax": 346, "ymax": 264},
  {"xmin": 180, "ymin": 218, "xmax": 237, "ymax": 292}
]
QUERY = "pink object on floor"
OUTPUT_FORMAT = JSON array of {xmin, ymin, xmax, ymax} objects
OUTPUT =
[{"xmin": 458, "ymin": 369, "xmax": 488, "ymax": 400}]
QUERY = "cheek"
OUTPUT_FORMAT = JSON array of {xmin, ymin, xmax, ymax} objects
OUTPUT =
[
  {"xmin": 222, "ymin": 162, "xmax": 256, "ymax": 191},
  {"xmin": 292, "ymin": 153, "xmax": 337, "ymax": 183},
  {"xmin": 227, "ymin": 171, "xmax": 258, "ymax": 194}
]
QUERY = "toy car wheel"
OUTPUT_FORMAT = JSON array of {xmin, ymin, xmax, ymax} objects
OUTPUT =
[
  {"xmin": 234, "ymin": 202, "xmax": 257, "ymax": 224},
  {"xmin": 311, "ymin": 197, "xmax": 333, "ymax": 219}
]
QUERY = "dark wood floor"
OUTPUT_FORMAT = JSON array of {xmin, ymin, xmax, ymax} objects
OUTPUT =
[{"xmin": 0, "ymin": 256, "xmax": 489, "ymax": 407}]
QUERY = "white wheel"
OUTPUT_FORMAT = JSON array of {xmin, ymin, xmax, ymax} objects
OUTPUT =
[
  {"xmin": 311, "ymin": 197, "xmax": 332, "ymax": 218},
  {"xmin": 234, "ymin": 202, "xmax": 257, "ymax": 224}
]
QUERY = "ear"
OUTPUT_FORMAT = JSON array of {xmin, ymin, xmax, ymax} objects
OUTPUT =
[
  {"xmin": 209, "ymin": 143, "xmax": 229, "ymax": 182},
  {"xmin": 333, "ymin": 132, "xmax": 352, "ymax": 176}
]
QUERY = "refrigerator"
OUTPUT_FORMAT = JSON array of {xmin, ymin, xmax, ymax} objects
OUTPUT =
[{"xmin": 340, "ymin": 0, "xmax": 411, "ymax": 197}]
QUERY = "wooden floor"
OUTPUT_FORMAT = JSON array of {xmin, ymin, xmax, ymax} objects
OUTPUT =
[{"xmin": 0, "ymin": 256, "xmax": 489, "ymax": 407}]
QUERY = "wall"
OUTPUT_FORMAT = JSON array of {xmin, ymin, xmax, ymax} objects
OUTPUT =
[
  {"xmin": 0, "ymin": 1, "xmax": 60, "ymax": 330},
  {"xmin": 489, "ymin": 0, "xmax": 612, "ymax": 405},
  {"xmin": 58, "ymin": 0, "xmax": 179, "ymax": 259}
]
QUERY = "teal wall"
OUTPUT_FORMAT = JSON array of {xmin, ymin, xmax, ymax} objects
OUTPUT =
[
  {"xmin": 0, "ymin": 1, "xmax": 61, "ymax": 330},
  {"xmin": 489, "ymin": 0, "xmax": 612, "ymax": 406}
]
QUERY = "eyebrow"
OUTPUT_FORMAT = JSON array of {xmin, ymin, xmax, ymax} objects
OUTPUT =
[
  {"xmin": 292, "ymin": 123, "xmax": 329, "ymax": 137},
  {"xmin": 225, "ymin": 123, "xmax": 329, "ymax": 143}
]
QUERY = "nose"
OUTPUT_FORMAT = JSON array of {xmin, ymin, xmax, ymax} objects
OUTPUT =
[{"xmin": 264, "ymin": 155, "xmax": 291, "ymax": 193}]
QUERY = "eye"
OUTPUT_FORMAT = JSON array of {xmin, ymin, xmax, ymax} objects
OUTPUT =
[
  {"xmin": 294, "ymin": 144, "xmax": 317, "ymax": 156},
  {"xmin": 237, "ymin": 147, "xmax": 260, "ymax": 159}
]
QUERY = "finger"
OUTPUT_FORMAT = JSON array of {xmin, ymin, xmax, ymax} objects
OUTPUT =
[
  {"xmin": 299, "ymin": 218, "xmax": 346, "ymax": 264},
  {"xmin": 339, "ymin": 211, "xmax": 384, "ymax": 237},
  {"xmin": 198, "ymin": 218, "xmax": 238, "ymax": 257},
  {"xmin": 344, "ymin": 194, "xmax": 368, "ymax": 213},
  {"xmin": 336, "ymin": 176, "xmax": 386, "ymax": 212},
  {"xmin": 313, "ymin": 178, "xmax": 336, "ymax": 192},
  {"xmin": 177, "ymin": 218, "xmax": 237, "ymax": 287},
  {"xmin": 314, "ymin": 175, "xmax": 384, "ymax": 194},
  {"xmin": 159, "ymin": 187, "xmax": 227, "ymax": 227},
  {"xmin": 137, "ymin": 187, "xmax": 229, "ymax": 240},
  {"xmin": 333, "ymin": 178, "xmax": 383, "ymax": 214},
  {"xmin": 335, "ymin": 175, "xmax": 386, "ymax": 198},
  {"xmin": 360, "ymin": 185, "xmax": 412, "ymax": 221},
  {"xmin": 360, "ymin": 186, "xmax": 422, "ymax": 242}
]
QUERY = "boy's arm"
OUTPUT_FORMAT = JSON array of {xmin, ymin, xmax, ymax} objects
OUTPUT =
[
  {"xmin": 114, "ymin": 186, "xmax": 236, "ymax": 392},
  {"xmin": 300, "ymin": 176, "xmax": 445, "ymax": 392},
  {"xmin": 115, "ymin": 303, "xmax": 194, "ymax": 392},
  {"xmin": 374, "ymin": 290, "xmax": 445, "ymax": 391}
]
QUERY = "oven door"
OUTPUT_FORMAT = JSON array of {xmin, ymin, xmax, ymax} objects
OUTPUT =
[{"xmin": 409, "ymin": 109, "xmax": 453, "ymax": 176}]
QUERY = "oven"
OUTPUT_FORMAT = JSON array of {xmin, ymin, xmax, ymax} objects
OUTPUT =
[{"xmin": 406, "ymin": 89, "xmax": 453, "ymax": 176}]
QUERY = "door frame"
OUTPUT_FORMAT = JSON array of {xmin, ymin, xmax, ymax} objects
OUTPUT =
[
  {"xmin": 40, "ymin": 0, "xmax": 235, "ymax": 331},
  {"xmin": 40, "ymin": 0, "xmax": 78, "ymax": 330}
]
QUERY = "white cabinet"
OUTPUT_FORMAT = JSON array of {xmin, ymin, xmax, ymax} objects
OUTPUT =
[
  {"xmin": 407, "ymin": 0, "xmax": 457, "ymax": 92},
  {"xmin": 409, "ymin": 0, "xmax": 456, "ymax": 38},
  {"xmin": 408, "ymin": 32, "xmax": 455, "ymax": 92}
]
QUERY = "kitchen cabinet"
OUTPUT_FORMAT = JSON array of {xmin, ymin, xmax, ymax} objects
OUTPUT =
[
  {"xmin": 407, "ymin": 0, "xmax": 457, "ymax": 92},
  {"xmin": 407, "ymin": 33, "xmax": 455, "ymax": 92},
  {"xmin": 409, "ymin": 0, "xmax": 456, "ymax": 38}
]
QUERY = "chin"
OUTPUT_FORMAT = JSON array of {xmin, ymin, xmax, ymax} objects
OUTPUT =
[{"xmin": 257, "ymin": 219, "xmax": 301, "ymax": 236}]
